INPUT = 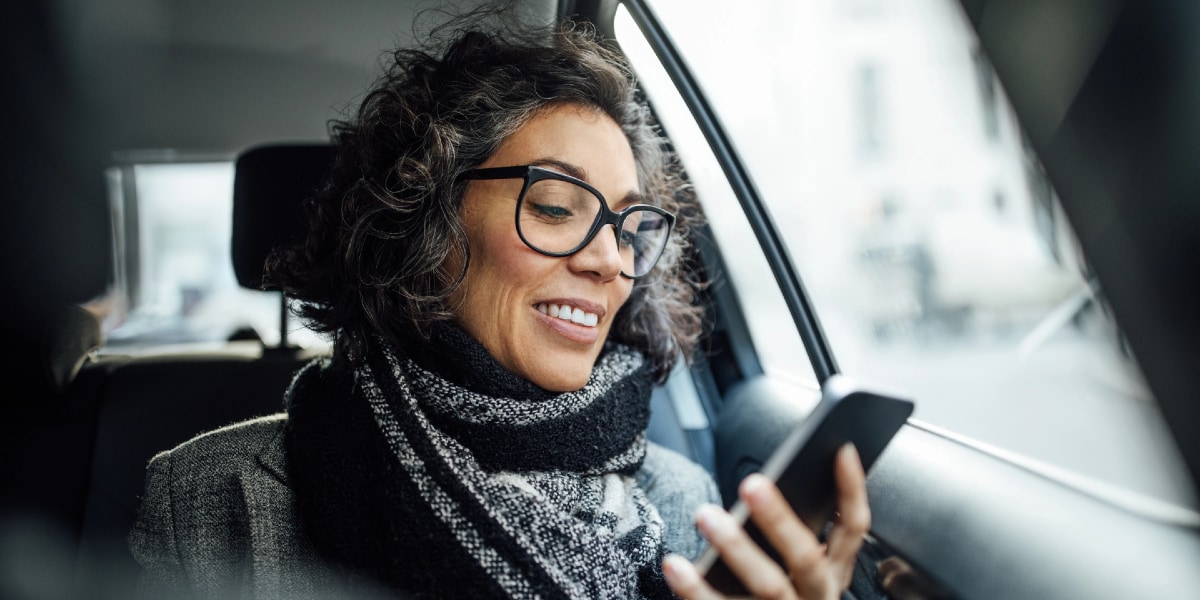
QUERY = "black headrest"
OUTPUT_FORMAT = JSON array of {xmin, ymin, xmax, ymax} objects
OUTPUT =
[{"xmin": 231, "ymin": 143, "xmax": 335, "ymax": 290}]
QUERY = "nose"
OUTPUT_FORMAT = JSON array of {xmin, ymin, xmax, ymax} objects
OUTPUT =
[{"xmin": 567, "ymin": 224, "xmax": 624, "ymax": 280}]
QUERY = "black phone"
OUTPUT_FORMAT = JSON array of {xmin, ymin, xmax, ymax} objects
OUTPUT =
[{"xmin": 694, "ymin": 374, "xmax": 915, "ymax": 595}]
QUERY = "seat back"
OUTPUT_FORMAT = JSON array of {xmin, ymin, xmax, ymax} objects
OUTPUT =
[
  {"xmin": 67, "ymin": 143, "xmax": 336, "ymax": 586},
  {"xmin": 0, "ymin": 304, "xmax": 105, "ymax": 568}
]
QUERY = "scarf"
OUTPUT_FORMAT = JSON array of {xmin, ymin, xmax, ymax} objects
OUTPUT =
[{"xmin": 284, "ymin": 324, "xmax": 676, "ymax": 599}]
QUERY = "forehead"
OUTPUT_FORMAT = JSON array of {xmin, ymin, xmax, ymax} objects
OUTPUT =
[{"xmin": 485, "ymin": 104, "xmax": 640, "ymax": 191}]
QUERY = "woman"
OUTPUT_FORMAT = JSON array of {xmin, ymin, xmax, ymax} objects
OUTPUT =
[{"xmin": 128, "ymin": 11, "xmax": 869, "ymax": 600}]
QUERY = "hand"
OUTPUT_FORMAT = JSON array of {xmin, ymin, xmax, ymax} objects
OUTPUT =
[{"xmin": 663, "ymin": 444, "xmax": 870, "ymax": 600}]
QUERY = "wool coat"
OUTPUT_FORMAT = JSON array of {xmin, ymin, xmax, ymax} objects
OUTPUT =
[{"xmin": 128, "ymin": 413, "xmax": 719, "ymax": 600}]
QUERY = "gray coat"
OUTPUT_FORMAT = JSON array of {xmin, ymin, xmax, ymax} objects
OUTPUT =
[{"xmin": 128, "ymin": 413, "xmax": 719, "ymax": 599}]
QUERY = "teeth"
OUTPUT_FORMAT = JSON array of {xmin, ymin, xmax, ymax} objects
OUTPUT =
[{"xmin": 536, "ymin": 303, "xmax": 599, "ymax": 328}]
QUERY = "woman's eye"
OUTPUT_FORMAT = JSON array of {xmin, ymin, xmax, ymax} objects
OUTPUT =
[
  {"xmin": 619, "ymin": 228, "xmax": 637, "ymax": 248},
  {"xmin": 532, "ymin": 203, "xmax": 572, "ymax": 220}
]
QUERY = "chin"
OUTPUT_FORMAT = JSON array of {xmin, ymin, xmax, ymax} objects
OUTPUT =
[
  {"xmin": 529, "ymin": 364, "xmax": 593, "ymax": 393},
  {"xmin": 538, "ymin": 374, "xmax": 589, "ymax": 393}
]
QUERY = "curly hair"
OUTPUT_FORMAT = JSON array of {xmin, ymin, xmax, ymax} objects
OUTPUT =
[{"xmin": 267, "ymin": 11, "xmax": 705, "ymax": 382}]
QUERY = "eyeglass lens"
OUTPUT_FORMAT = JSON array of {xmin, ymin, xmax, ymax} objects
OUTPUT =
[{"xmin": 519, "ymin": 178, "xmax": 669, "ymax": 277}]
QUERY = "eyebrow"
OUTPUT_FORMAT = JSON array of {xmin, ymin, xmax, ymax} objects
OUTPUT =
[
  {"xmin": 617, "ymin": 191, "xmax": 650, "ymax": 210},
  {"xmin": 529, "ymin": 158, "xmax": 647, "ymax": 209},
  {"xmin": 530, "ymin": 158, "xmax": 586, "ymax": 180}
]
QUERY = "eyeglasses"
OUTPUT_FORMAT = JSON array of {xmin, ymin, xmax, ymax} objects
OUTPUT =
[{"xmin": 458, "ymin": 165, "xmax": 676, "ymax": 279}]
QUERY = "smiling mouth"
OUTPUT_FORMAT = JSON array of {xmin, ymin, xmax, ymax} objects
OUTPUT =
[{"xmin": 535, "ymin": 303, "xmax": 599, "ymax": 327}]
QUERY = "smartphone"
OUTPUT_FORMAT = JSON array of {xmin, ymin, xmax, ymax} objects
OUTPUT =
[{"xmin": 694, "ymin": 374, "xmax": 915, "ymax": 595}]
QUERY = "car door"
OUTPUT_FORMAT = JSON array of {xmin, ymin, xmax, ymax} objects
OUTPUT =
[{"xmin": 563, "ymin": 0, "xmax": 1200, "ymax": 598}]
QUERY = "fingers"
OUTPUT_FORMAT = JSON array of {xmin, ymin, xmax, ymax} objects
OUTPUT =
[
  {"xmin": 740, "ymin": 474, "xmax": 828, "ymax": 599},
  {"xmin": 824, "ymin": 444, "xmax": 871, "ymax": 589},
  {"xmin": 668, "ymin": 445, "xmax": 871, "ymax": 600},
  {"xmin": 694, "ymin": 504, "xmax": 798, "ymax": 599},
  {"xmin": 662, "ymin": 553, "xmax": 726, "ymax": 600}
]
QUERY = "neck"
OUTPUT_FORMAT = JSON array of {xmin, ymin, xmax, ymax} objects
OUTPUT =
[{"xmin": 408, "ymin": 321, "xmax": 565, "ymax": 401}]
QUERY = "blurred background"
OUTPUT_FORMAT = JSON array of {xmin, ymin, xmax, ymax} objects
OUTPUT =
[{"xmin": 623, "ymin": 0, "xmax": 1195, "ymax": 510}]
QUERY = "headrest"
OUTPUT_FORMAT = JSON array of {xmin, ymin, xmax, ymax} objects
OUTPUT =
[{"xmin": 231, "ymin": 143, "xmax": 335, "ymax": 290}]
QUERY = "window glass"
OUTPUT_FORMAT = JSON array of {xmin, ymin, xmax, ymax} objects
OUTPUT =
[
  {"xmin": 615, "ymin": 9, "xmax": 819, "ymax": 395},
  {"xmin": 631, "ymin": 0, "xmax": 1195, "ymax": 508},
  {"xmin": 101, "ymin": 162, "xmax": 325, "ymax": 352}
]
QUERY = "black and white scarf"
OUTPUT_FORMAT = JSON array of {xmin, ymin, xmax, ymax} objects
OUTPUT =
[{"xmin": 284, "ymin": 324, "xmax": 676, "ymax": 599}]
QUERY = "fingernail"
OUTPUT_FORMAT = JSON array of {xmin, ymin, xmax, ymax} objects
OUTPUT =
[
  {"xmin": 696, "ymin": 504, "xmax": 734, "ymax": 538},
  {"xmin": 841, "ymin": 443, "xmax": 861, "ymax": 462},
  {"xmin": 740, "ymin": 473, "xmax": 769, "ymax": 505},
  {"xmin": 662, "ymin": 554, "xmax": 697, "ymax": 587}
]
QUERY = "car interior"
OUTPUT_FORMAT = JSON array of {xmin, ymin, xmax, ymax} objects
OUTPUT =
[{"xmin": 3, "ymin": 0, "xmax": 1199, "ymax": 599}]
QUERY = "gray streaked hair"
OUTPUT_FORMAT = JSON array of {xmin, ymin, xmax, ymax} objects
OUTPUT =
[{"xmin": 267, "ymin": 10, "xmax": 706, "ymax": 382}]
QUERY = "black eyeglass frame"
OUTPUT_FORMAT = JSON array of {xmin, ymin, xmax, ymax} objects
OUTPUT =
[{"xmin": 457, "ymin": 165, "xmax": 677, "ymax": 279}]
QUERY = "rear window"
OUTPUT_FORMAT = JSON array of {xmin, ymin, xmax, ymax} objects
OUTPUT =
[{"xmin": 98, "ymin": 161, "xmax": 325, "ymax": 352}]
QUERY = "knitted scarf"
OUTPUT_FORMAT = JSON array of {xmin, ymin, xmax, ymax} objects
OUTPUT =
[{"xmin": 284, "ymin": 324, "xmax": 676, "ymax": 599}]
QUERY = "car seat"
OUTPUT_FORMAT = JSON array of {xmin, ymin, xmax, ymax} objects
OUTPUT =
[{"xmin": 67, "ymin": 143, "xmax": 337, "ymax": 588}]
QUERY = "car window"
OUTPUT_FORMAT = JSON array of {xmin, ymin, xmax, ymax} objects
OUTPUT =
[
  {"xmin": 98, "ymin": 161, "xmax": 325, "ymax": 352},
  {"xmin": 615, "ymin": 10, "xmax": 819, "ymax": 397},
  {"xmin": 620, "ymin": 0, "xmax": 1196, "ymax": 510}
]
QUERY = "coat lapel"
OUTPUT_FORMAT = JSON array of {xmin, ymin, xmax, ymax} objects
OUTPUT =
[
  {"xmin": 254, "ymin": 416, "xmax": 291, "ymax": 485},
  {"xmin": 240, "ymin": 415, "xmax": 320, "ymax": 598}
]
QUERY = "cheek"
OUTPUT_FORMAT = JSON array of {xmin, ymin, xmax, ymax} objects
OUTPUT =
[
  {"xmin": 615, "ymin": 282, "xmax": 634, "ymax": 311},
  {"xmin": 459, "ymin": 219, "xmax": 545, "ymax": 310},
  {"xmin": 475, "ymin": 224, "xmax": 532, "ymax": 280},
  {"xmin": 607, "ymin": 281, "xmax": 635, "ymax": 329}
]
